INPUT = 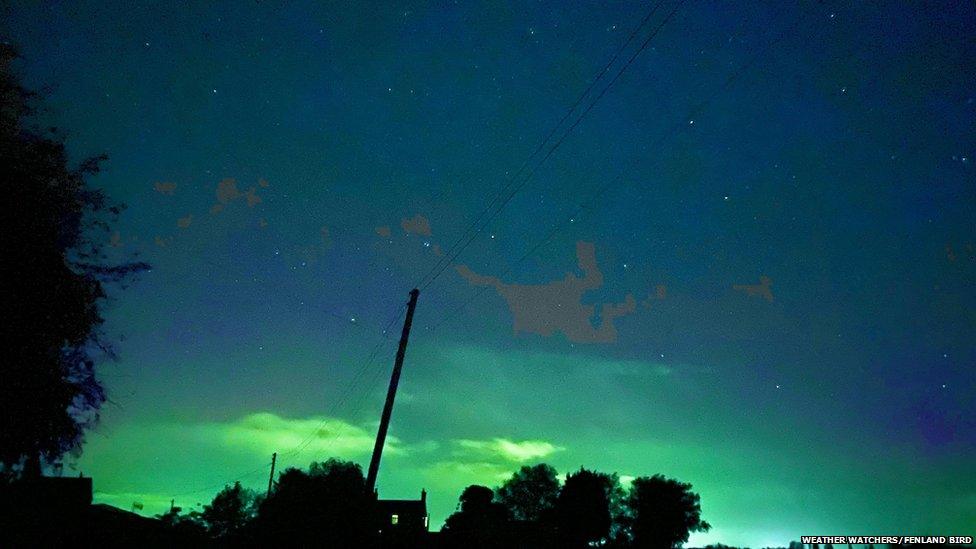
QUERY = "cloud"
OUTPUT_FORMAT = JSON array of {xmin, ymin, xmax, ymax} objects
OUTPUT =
[
  {"xmin": 154, "ymin": 235, "xmax": 172, "ymax": 248},
  {"xmin": 209, "ymin": 178, "xmax": 264, "ymax": 214},
  {"xmin": 401, "ymin": 214, "xmax": 432, "ymax": 236},
  {"xmin": 456, "ymin": 242, "xmax": 636, "ymax": 343},
  {"xmin": 415, "ymin": 437, "xmax": 566, "ymax": 494},
  {"xmin": 177, "ymin": 214, "xmax": 193, "ymax": 229},
  {"xmin": 376, "ymin": 226, "xmax": 392, "ymax": 237},
  {"xmin": 454, "ymin": 438, "xmax": 564, "ymax": 463},
  {"xmin": 153, "ymin": 181, "xmax": 176, "ymax": 195},
  {"xmin": 245, "ymin": 187, "xmax": 262, "ymax": 207},
  {"xmin": 216, "ymin": 178, "xmax": 243, "ymax": 203},
  {"xmin": 732, "ymin": 276, "xmax": 774, "ymax": 302},
  {"xmin": 642, "ymin": 284, "xmax": 667, "ymax": 309},
  {"xmin": 210, "ymin": 412, "xmax": 400, "ymax": 457}
]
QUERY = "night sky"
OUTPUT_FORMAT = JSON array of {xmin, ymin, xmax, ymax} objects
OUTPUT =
[{"xmin": 4, "ymin": 1, "xmax": 975, "ymax": 545}]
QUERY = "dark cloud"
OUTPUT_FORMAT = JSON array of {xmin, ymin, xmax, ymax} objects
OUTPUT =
[
  {"xmin": 153, "ymin": 181, "xmax": 176, "ymax": 195},
  {"xmin": 177, "ymin": 214, "xmax": 192, "ymax": 229},
  {"xmin": 401, "ymin": 214, "xmax": 432, "ymax": 236},
  {"xmin": 456, "ymin": 242, "xmax": 636, "ymax": 343},
  {"xmin": 245, "ymin": 187, "xmax": 262, "ymax": 207},
  {"xmin": 215, "ymin": 178, "xmax": 242, "ymax": 204},
  {"xmin": 733, "ymin": 276, "xmax": 774, "ymax": 302},
  {"xmin": 642, "ymin": 284, "xmax": 668, "ymax": 309},
  {"xmin": 209, "ymin": 178, "xmax": 264, "ymax": 214}
]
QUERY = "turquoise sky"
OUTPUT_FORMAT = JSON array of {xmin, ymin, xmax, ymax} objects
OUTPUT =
[{"xmin": 4, "ymin": 1, "xmax": 974, "ymax": 545}]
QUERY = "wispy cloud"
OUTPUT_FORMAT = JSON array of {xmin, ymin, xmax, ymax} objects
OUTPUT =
[
  {"xmin": 454, "ymin": 438, "xmax": 564, "ymax": 463},
  {"xmin": 204, "ymin": 412, "xmax": 401, "ymax": 458}
]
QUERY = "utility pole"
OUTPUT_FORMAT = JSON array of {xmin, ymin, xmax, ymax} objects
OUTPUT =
[
  {"xmin": 266, "ymin": 452, "xmax": 277, "ymax": 499},
  {"xmin": 365, "ymin": 288, "xmax": 420, "ymax": 494}
]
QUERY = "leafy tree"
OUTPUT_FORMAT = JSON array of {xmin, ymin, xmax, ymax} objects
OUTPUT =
[
  {"xmin": 156, "ymin": 504, "xmax": 207, "ymax": 539},
  {"xmin": 0, "ymin": 45, "xmax": 148, "ymax": 477},
  {"xmin": 496, "ymin": 463, "xmax": 560, "ymax": 523},
  {"xmin": 442, "ymin": 485, "xmax": 512, "ymax": 547},
  {"xmin": 200, "ymin": 481, "xmax": 258, "ymax": 539},
  {"xmin": 252, "ymin": 459, "xmax": 378, "ymax": 547},
  {"xmin": 623, "ymin": 474, "xmax": 710, "ymax": 549},
  {"xmin": 554, "ymin": 468, "xmax": 613, "ymax": 547}
]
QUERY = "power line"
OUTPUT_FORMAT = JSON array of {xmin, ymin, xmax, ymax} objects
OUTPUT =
[
  {"xmin": 280, "ymin": 303, "xmax": 407, "ymax": 459},
  {"xmin": 166, "ymin": 303, "xmax": 406, "ymax": 502},
  {"xmin": 428, "ymin": 2, "xmax": 850, "ymax": 333},
  {"xmin": 418, "ymin": 0, "xmax": 688, "ymax": 293},
  {"xmin": 168, "ymin": 461, "xmax": 272, "ymax": 500},
  {"xmin": 414, "ymin": 0, "xmax": 678, "ymax": 291}
]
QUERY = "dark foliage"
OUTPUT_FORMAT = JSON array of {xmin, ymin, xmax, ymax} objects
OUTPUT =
[
  {"xmin": 199, "ymin": 481, "xmax": 259, "ymax": 540},
  {"xmin": 157, "ymin": 504, "xmax": 208, "ymax": 540},
  {"xmin": 554, "ymin": 468, "xmax": 614, "ymax": 547},
  {"xmin": 0, "ymin": 45, "xmax": 149, "ymax": 477},
  {"xmin": 495, "ymin": 463, "xmax": 560, "ymax": 524},
  {"xmin": 441, "ymin": 485, "xmax": 512, "ymax": 547},
  {"xmin": 623, "ymin": 474, "xmax": 710, "ymax": 549},
  {"xmin": 251, "ymin": 459, "xmax": 379, "ymax": 547}
]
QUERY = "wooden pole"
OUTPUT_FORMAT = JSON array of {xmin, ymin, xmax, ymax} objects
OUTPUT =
[
  {"xmin": 266, "ymin": 452, "xmax": 277, "ymax": 499},
  {"xmin": 365, "ymin": 289, "xmax": 420, "ymax": 494}
]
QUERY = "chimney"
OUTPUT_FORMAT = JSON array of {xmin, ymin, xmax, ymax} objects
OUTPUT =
[{"xmin": 420, "ymin": 489, "xmax": 426, "ymax": 503}]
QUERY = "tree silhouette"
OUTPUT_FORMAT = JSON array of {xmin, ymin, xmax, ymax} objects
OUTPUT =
[
  {"xmin": 623, "ymin": 474, "xmax": 710, "ymax": 549},
  {"xmin": 0, "ymin": 45, "xmax": 148, "ymax": 477},
  {"xmin": 156, "ymin": 504, "xmax": 207, "ymax": 540},
  {"xmin": 554, "ymin": 468, "xmax": 613, "ymax": 547},
  {"xmin": 442, "ymin": 485, "xmax": 512, "ymax": 547},
  {"xmin": 252, "ymin": 459, "xmax": 378, "ymax": 547},
  {"xmin": 199, "ymin": 481, "xmax": 258, "ymax": 540},
  {"xmin": 496, "ymin": 463, "xmax": 560, "ymax": 523}
]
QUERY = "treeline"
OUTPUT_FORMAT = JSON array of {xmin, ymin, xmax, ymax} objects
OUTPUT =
[
  {"xmin": 442, "ymin": 463, "xmax": 709, "ymax": 548},
  {"xmin": 158, "ymin": 459, "xmax": 709, "ymax": 548}
]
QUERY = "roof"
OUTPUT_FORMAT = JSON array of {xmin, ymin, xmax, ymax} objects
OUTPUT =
[{"xmin": 378, "ymin": 499, "xmax": 427, "ymax": 515}]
